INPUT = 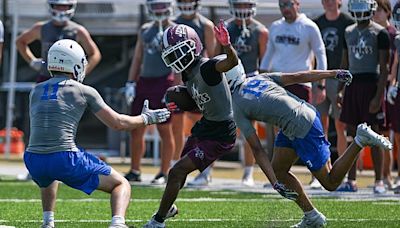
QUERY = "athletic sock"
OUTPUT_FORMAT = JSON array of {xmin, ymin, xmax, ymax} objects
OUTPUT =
[
  {"xmin": 111, "ymin": 215, "xmax": 125, "ymax": 225},
  {"xmin": 243, "ymin": 166, "xmax": 254, "ymax": 177},
  {"xmin": 154, "ymin": 213, "xmax": 165, "ymax": 223},
  {"xmin": 304, "ymin": 208, "xmax": 319, "ymax": 218},
  {"xmin": 43, "ymin": 211, "xmax": 54, "ymax": 226}
]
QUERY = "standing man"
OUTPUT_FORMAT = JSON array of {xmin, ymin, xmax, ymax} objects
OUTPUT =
[
  {"xmin": 16, "ymin": 0, "xmax": 101, "ymax": 83},
  {"xmin": 314, "ymin": 0, "xmax": 353, "ymax": 182},
  {"xmin": 260, "ymin": 0, "xmax": 327, "ymax": 189},
  {"xmin": 24, "ymin": 39, "xmax": 170, "ymax": 228},
  {"xmin": 0, "ymin": 20, "xmax": 4, "ymax": 64},
  {"xmin": 337, "ymin": 0, "xmax": 390, "ymax": 193},
  {"xmin": 124, "ymin": 0, "xmax": 175, "ymax": 184}
]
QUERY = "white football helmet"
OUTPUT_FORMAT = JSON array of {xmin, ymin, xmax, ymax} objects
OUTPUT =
[
  {"xmin": 392, "ymin": 1, "xmax": 400, "ymax": 29},
  {"xmin": 348, "ymin": 0, "xmax": 377, "ymax": 21},
  {"xmin": 229, "ymin": 0, "xmax": 257, "ymax": 20},
  {"xmin": 176, "ymin": 0, "xmax": 200, "ymax": 16},
  {"xmin": 47, "ymin": 39, "xmax": 88, "ymax": 83},
  {"xmin": 214, "ymin": 54, "xmax": 246, "ymax": 92},
  {"xmin": 147, "ymin": 0, "xmax": 173, "ymax": 21},
  {"xmin": 48, "ymin": 0, "xmax": 77, "ymax": 23}
]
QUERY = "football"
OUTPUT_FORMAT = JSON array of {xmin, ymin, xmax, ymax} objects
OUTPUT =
[{"xmin": 165, "ymin": 85, "xmax": 199, "ymax": 112}]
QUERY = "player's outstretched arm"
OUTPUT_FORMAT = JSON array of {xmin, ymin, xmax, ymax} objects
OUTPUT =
[
  {"xmin": 214, "ymin": 20, "xmax": 238, "ymax": 73},
  {"xmin": 95, "ymin": 100, "xmax": 170, "ymax": 131},
  {"xmin": 279, "ymin": 70, "xmax": 352, "ymax": 87},
  {"xmin": 245, "ymin": 133, "xmax": 298, "ymax": 201}
]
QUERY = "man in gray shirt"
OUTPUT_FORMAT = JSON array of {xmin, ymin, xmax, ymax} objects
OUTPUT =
[
  {"xmin": 24, "ymin": 39, "xmax": 170, "ymax": 228},
  {"xmin": 224, "ymin": 62, "xmax": 392, "ymax": 227}
]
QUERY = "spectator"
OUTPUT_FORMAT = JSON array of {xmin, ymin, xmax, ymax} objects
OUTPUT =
[
  {"xmin": 314, "ymin": 0, "xmax": 353, "ymax": 185},
  {"xmin": 124, "ymin": 0, "xmax": 175, "ymax": 185},
  {"xmin": 0, "ymin": 20, "xmax": 4, "ymax": 64},
  {"xmin": 16, "ymin": 0, "xmax": 101, "ymax": 83},
  {"xmin": 373, "ymin": 0, "xmax": 397, "ymax": 190},
  {"xmin": 337, "ymin": 0, "xmax": 390, "ymax": 194},
  {"xmin": 260, "ymin": 0, "xmax": 327, "ymax": 189}
]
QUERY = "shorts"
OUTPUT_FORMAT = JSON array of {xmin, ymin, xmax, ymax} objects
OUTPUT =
[
  {"xmin": 131, "ymin": 74, "xmax": 174, "ymax": 123},
  {"xmin": 181, "ymin": 136, "xmax": 235, "ymax": 172},
  {"xmin": 392, "ymin": 92, "xmax": 400, "ymax": 133},
  {"xmin": 24, "ymin": 151, "xmax": 111, "ymax": 195},
  {"xmin": 284, "ymin": 84, "xmax": 312, "ymax": 103},
  {"xmin": 340, "ymin": 77, "xmax": 384, "ymax": 126},
  {"xmin": 316, "ymin": 78, "xmax": 341, "ymax": 119},
  {"xmin": 380, "ymin": 83, "xmax": 395, "ymax": 131},
  {"xmin": 274, "ymin": 113, "xmax": 331, "ymax": 172}
]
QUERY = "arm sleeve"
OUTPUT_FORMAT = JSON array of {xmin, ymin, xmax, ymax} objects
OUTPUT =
[
  {"xmin": 260, "ymin": 34, "xmax": 274, "ymax": 71},
  {"xmin": 83, "ymin": 86, "xmax": 107, "ymax": 113},
  {"xmin": 309, "ymin": 24, "xmax": 327, "ymax": 70},
  {"xmin": 200, "ymin": 58, "xmax": 223, "ymax": 86},
  {"xmin": 377, "ymin": 29, "xmax": 390, "ymax": 50}
]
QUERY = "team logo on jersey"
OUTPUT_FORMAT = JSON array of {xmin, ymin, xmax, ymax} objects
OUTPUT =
[
  {"xmin": 144, "ymin": 32, "xmax": 163, "ymax": 54},
  {"xmin": 275, "ymin": 35, "xmax": 300, "ymax": 46},
  {"xmin": 194, "ymin": 147, "xmax": 204, "ymax": 160},
  {"xmin": 191, "ymin": 84, "xmax": 211, "ymax": 111},
  {"xmin": 233, "ymin": 36, "xmax": 252, "ymax": 56},
  {"xmin": 322, "ymin": 28, "xmax": 339, "ymax": 52},
  {"xmin": 349, "ymin": 36, "xmax": 373, "ymax": 60}
]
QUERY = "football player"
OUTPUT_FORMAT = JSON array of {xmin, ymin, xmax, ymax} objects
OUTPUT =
[
  {"xmin": 222, "ymin": 58, "xmax": 392, "ymax": 227},
  {"xmin": 16, "ymin": 0, "xmax": 101, "ymax": 83},
  {"xmin": 124, "ymin": 0, "xmax": 176, "ymax": 185},
  {"xmin": 336, "ymin": 0, "xmax": 390, "ymax": 194},
  {"xmin": 24, "ymin": 39, "xmax": 170, "ymax": 228},
  {"xmin": 143, "ymin": 22, "xmax": 297, "ymax": 228}
]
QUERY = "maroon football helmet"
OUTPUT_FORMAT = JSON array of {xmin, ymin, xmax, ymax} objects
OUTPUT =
[{"xmin": 161, "ymin": 24, "xmax": 203, "ymax": 73}]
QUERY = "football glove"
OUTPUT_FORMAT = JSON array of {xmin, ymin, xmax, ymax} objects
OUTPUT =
[
  {"xmin": 141, "ymin": 100, "xmax": 171, "ymax": 125},
  {"xmin": 273, "ymin": 182, "xmax": 298, "ymax": 201},
  {"xmin": 387, "ymin": 85, "xmax": 398, "ymax": 105},
  {"xmin": 30, "ymin": 58, "xmax": 44, "ymax": 72},
  {"xmin": 335, "ymin": 70, "xmax": 352, "ymax": 86},
  {"xmin": 125, "ymin": 81, "xmax": 136, "ymax": 105},
  {"xmin": 214, "ymin": 20, "xmax": 231, "ymax": 46}
]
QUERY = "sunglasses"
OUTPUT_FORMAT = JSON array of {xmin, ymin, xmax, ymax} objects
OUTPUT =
[{"xmin": 279, "ymin": 1, "xmax": 295, "ymax": 8}]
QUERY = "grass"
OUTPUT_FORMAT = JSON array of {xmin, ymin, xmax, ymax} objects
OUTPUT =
[{"xmin": 0, "ymin": 182, "xmax": 400, "ymax": 227}]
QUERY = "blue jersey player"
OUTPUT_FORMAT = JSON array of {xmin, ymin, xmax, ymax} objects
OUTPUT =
[{"xmin": 24, "ymin": 39, "xmax": 170, "ymax": 228}]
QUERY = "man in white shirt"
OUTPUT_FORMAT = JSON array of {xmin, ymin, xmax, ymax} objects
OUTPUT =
[{"xmin": 260, "ymin": 0, "xmax": 327, "ymax": 104}]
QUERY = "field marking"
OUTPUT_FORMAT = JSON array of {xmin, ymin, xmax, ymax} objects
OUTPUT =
[
  {"xmin": 2, "ymin": 218, "xmax": 400, "ymax": 224},
  {"xmin": 0, "ymin": 197, "xmax": 400, "ymax": 203}
]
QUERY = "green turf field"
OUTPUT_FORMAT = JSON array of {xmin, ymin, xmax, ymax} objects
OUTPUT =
[{"xmin": 0, "ymin": 181, "xmax": 400, "ymax": 227}]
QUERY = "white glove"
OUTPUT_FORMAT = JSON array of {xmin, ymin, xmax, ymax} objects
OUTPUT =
[
  {"xmin": 125, "ymin": 81, "xmax": 136, "ymax": 104},
  {"xmin": 140, "ymin": 100, "xmax": 171, "ymax": 125},
  {"xmin": 387, "ymin": 85, "xmax": 398, "ymax": 105},
  {"xmin": 30, "ymin": 58, "xmax": 44, "ymax": 72}
]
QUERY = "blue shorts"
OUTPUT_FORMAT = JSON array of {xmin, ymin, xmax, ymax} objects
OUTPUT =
[
  {"xmin": 274, "ymin": 115, "xmax": 331, "ymax": 172},
  {"xmin": 24, "ymin": 151, "xmax": 111, "ymax": 195}
]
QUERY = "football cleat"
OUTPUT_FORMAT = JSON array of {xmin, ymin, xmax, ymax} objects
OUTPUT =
[
  {"xmin": 187, "ymin": 174, "xmax": 211, "ymax": 187},
  {"xmin": 354, "ymin": 123, "xmax": 393, "ymax": 150},
  {"xmin": 151, "ymin": 173, "xmax": 167, "ymax": 185},
  {"xmin": 165, "ymin": 204, "xmax": 178, "ymax": 219},
  {"xmin": 291, "ymin": 212, "xmax": 327, "ymax": 228},
  {"xmin": 143, "ymin": 217, "xmax": 165, "ymax": 228}
]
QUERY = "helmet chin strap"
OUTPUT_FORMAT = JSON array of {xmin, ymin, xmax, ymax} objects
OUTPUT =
[{"xmin": 241, "ymin": 18, "xmax": 250, "ymax": 38}]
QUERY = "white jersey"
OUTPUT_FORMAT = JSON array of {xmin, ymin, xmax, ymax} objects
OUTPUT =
[{"xmin": 260, "ymin": 14, "xmax": 327, "ymax": 87}]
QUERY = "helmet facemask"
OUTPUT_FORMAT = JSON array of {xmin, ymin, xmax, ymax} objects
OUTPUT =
[
  {"xmin": 48, "ymin": 0, "xmax": 77, "ymax": 23},
  {"xmin": 162, "ymin": 39, "xmax": 197, "ymax": 73},
  {"xmin": 177, "ymin": 0, "xmax": 200, "ymax": 16},
  {"xmin": 348, "ymin": 0, "xmax": 377, "ymax": 22},
  {"xmin": 147, "ymin": 0, "xmax": 173, "ymax": 21},
  {"xmin": 229, "ymin": 0, "xmax": 256, "ymax": 20}
]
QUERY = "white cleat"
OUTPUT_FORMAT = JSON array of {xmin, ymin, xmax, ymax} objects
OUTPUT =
[
  {"xmin": 187, "ymin": 174, "xmax": 210, "ymax": 187},
  {"xmin": 242, "ymin": 175, "xmax": 255, "ymax": 187},
  {"xmin": 291, "ymin": 212, "xmax": 327, "ymax": 228},
  {"xmin": 355, "ymin": 123, "xmax": 393, "ymax": 150},
  {"xmin": 143, "ymin": 217, "xmax": 165, "ymax": 228}
]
